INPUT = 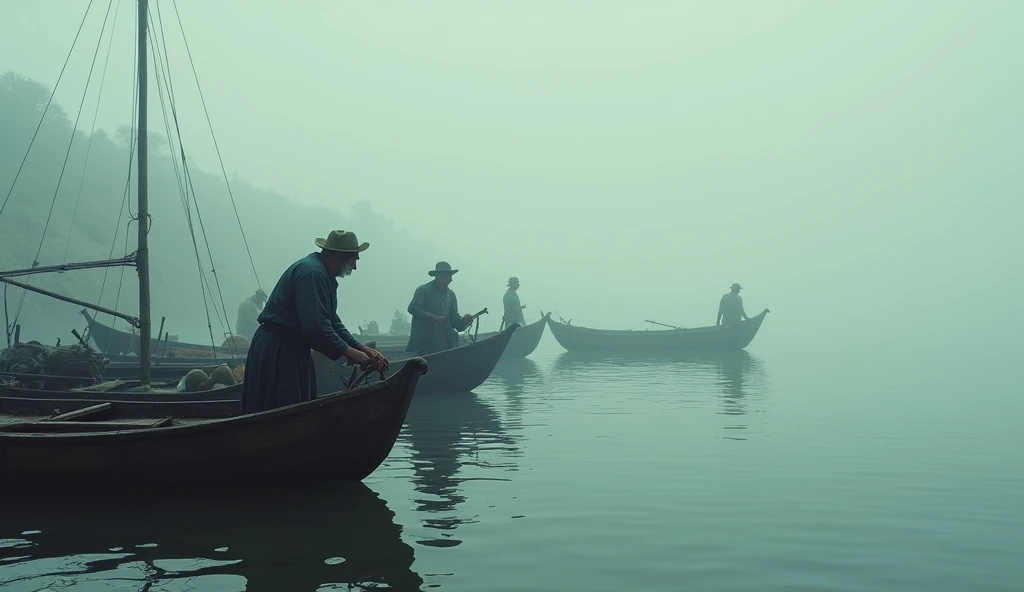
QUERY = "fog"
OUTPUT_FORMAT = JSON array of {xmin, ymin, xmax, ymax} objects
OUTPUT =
[{"xmin": 2, "ymin": 1, "xmax": 1022, "ymax": 355}]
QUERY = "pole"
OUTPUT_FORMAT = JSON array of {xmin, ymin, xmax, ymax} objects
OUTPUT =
[
  {"xmin": 0, "ymin": 277, "xmax": 141, "ymax": 327},
  {"xmin": 137, "ymin": 0, "xmax": 152, "ymax": 387}
]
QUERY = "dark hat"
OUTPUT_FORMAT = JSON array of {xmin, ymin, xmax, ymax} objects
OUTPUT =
[
  {"xmin": 730, "ymin": 283, "xmax": 743, "ymax": 290},
  {"xmin": 507, "ymin": 276, "xmax": 519, "ymax": 286},
  {"xmin": 429, "ymin": 261, "xmax": 459, "ymax": 276},
  {"xmin": 315, "ymin": 230, "xmax": 369, "ymax": 253}
]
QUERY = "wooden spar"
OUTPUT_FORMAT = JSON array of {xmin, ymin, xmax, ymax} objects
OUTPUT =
[
  {"xmin": 137, "ymin": 0, "xmax": 152, "ymax": 387},
  {"xmin": 0, "ymin": 256, "xmax": 136, "ymax": 278},
  {"xmin": 0, "ymin": 276, "xmax": 140, "ymax": 327}
]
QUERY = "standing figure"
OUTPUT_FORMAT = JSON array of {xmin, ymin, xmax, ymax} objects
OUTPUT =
[
  {"xmin": 241, "ymin": 230, "xmax": 388, "ymax": 414},
  {"xmin": 406, "ymin": 261, "xmax": 475, "ymax": 355}
]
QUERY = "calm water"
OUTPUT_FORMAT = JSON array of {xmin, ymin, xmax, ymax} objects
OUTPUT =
[{"xmin": 2, "ymin": 336, "xmax": 1021, "ymax": 591}]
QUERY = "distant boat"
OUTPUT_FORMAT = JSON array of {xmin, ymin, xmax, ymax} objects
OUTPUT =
[
  {"xmin": 545, "ymin": 309, "xmax": 770, "ymax": 352},
  {"xmin": 316, "ymin": 323, "xmax": 520, "ymax": 394},
  {"xmin": 454, "ymin": 313, "xmax": 549, "ymax": 359},
  {"xmin": 0, "ymin": 358, "xmax": 427, "ymax": 494},
  {"xmin": 81, "ymin": 309, "xmax": 245, "ymax": 359}
]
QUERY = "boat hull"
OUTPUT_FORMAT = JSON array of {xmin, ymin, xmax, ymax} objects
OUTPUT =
[
  {"xmin": 315, "ymin": 324, "xmax": 519, "ymax": 395},
  {"xmin": 546, "ymin": 309, "xmax": 770, "ymax": 352},
  {"xmin": 0, "ymin": 359, "xmax": 427, "ymax": 493}
]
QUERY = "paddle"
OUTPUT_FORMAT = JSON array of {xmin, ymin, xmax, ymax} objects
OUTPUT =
[{"xmin": 645, "ymin": 319, "xmax": 685, "ymax": 330}]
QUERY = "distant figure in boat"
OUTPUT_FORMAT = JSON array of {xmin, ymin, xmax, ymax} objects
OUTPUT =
[
  {"xmin": 241, "ymin": 230, "xmax": 389, "ymax": 414},
  {"xmin": 235, "ymin": 288, "xmax": 268, "ymax": 341},
  {"xmin": 503, "ymin": 276, "xmax": 526, "ymax": 329},
  {"xmin": 406, "ymin": 261, "xmax": 475, "ymax": 355},
  {"xmin": 717, "ymin": 283, "xmax": 750, "ymax": 326}
]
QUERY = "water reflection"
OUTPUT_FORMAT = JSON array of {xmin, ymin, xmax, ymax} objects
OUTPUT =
[
  {"xmin": 551, "ymin": 350, "xmax": 768, "ymax": 438},
  {"xmin": 0, "ymin": 483, "xmax": 422, "ymax": 591},
  {"xmin": 488, "ymin": 357, "xmax": 542, "ymax": 429},
  {"xmin": 401, "ymin": 391, "xmax": 519, "ymax": 548}
]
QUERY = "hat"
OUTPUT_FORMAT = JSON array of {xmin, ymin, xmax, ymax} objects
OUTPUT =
[
  {"xmin": 730, "ymin": 283, "xmax": 743, "ymax": 290},
  {"xmin": 507, "ymin": 276, "xmax": 519, "ymax": 286},
  {"xmin": 315, "ymin": 230, "xmax": 369, "ymax": 253},
  {"xmin": 429, "ymin": 261, "xmax": 459, "ymax": 276}
]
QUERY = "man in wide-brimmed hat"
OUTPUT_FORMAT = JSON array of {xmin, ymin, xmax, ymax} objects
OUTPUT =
[
  {"xmin": 234, "ymin": 288, "xmax": 268, "ymax": 341},
  {"xmin": 502, "ymin": 276, "xmax": 526, "ymax": 329},
  {"xmin": 406, "ymin": 261, "xmax": 476, "ymax": 355},
  {"xmin": 717, "ymin": 283, "xmax": 750, "ymax": 326},
  {"xmin": 241, "ymin": 230, "xmax": 389, "ymax": 414}
]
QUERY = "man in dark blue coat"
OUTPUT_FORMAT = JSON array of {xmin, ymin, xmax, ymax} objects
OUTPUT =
[{"xmin": 241, "ymin": 230, "xmax": 388, "ymax": 413}]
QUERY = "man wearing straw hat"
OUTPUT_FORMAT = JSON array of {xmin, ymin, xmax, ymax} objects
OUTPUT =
[
  {"xmin": 241, "ymin": 230, "xmax": 389, "ymax": 413},
  {"xmin": 502, "ymin": 276, "xmax": 526, "ymax": 329},
  {"xmin": 717, "ymin": 283, "xmax": 751, "ymax": 327},
  {"xmin": 406, "ymin": 261, "xmax": 475, "ymax": 355}
]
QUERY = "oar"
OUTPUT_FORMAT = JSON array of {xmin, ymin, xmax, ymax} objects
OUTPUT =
[{"xmin": 645, "ymin": 319, "xmax": 684, "ymax": 330}]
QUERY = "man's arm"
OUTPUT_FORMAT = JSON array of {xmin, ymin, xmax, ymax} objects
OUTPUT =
[
  {"xmin": 408, "ymin": 285, "xmax": 434, "ymax": 319},
  {"xmin": 716, "ymin": 296, "xmax": 725, "ymax": 325},
  {"xmin": 449, "ymin": 293, "xmax": 472, "ymax": 331},
  {"xmin": 295, "ymin": 272, "xmax": 350, "ymax": 360},
  {"xmin": 739, "ymin": 296, "xmax": 749, "ymax": 321},
  {"xmin": 331, "ymin": 312, "xmax": 363, "ymax": 350}
]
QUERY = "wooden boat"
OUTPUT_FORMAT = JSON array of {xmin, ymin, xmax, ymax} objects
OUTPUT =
[
  {"xmin": 315, "ymin": 323, "xmax": 520, "ymax": 395},
  {"xmin": 546, "ymin": 309, "xmax": 770, "ymax": 352},
  {"xmin": 454, "ymin": 313, "xmax": 549, "ymax": 359},
  {"xmin": 0, "ymin": 358, "xmax": 427, "ymax": 493},
  {"xmin": 82, "ymin": 309, "xmax": 246, "ymax": 359}
]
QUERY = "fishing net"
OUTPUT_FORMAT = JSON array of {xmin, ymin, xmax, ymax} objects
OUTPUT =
[
  {"xmin": 42, "ymin": 345, "xmax": 105, "ymax": 379},
  {"xmin": 0, "ymin": 342, "xmax": 105, "ymax": 389}
]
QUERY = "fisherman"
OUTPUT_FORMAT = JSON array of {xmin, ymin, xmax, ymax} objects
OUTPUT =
[
  {"xmin": 235, "ymin": 289, "xmax": 268, "ymax": 341},
  {"xmin": 717, "ymin": 283, "xmax": 750, "ymax": 326},
  {"xmin": 241, "ymin": 230, "xmax": 389, "ymax": 414},
  {"xmin": 502, "ymin": 276, "xmax": 526, "ymax": 329},
  {"xmin": 406, "ymin": 261, "xmax": 475, "ymax": 355}
]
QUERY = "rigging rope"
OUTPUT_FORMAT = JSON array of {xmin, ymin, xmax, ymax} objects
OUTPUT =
[
  {"xmin": 64, "ymin": 0, "xmax": 125, "ymax": 264},
  {"xmin": 147, "ymin": 6, "xmax": 221, "ymax": 356},
  {"xmin": 0, "ymin": 0, "xmax": 96, "ymax": 221},
  {"xmin": 171, "ymin": 0, "xmax": 262, "ymax": 291},
  {"xmin": 6, "ymin": 0, "xmax": 107, "ymax": 342},
  {"xmin": 97, "ymin": 1, "xmax": 138, "ymax": 343}
]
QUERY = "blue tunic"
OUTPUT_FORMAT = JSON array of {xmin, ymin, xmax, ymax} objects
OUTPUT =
[{"xmin": 241, "ymin": 253, "xmax": 362, "ymax": 413}]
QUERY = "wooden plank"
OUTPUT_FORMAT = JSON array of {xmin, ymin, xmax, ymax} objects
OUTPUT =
[
  {"xmin": 0, "ymin": 421, "xmax": 160, "ymax": 433},
  {"xmin": 48, "ymin": 403, "xmax": 114, "ymax": 422},
  {"xmin": 148, "ymin": 416, "xmax": 173, "ymax": 428},
  {"xmin": 71, "ymin": 380, "xmax": 129, "ymax": 393}
]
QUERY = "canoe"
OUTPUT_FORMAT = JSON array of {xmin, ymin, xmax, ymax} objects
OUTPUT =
[
  {"xmin": 546, "ymin": 309, "xmax": 770, "ymax": 352},
  {"xmin": 81, "ymin": 309, "xmax": 246, "ymax": 358},
  {"xmin": 455, "ymin": 313, "xmax": 549, "ymax": 359},
  {"xmin": 0, "ymin": 358, "xmax": 428, "ymax": 493},
  {"xmin": 315, "ymin": 323, "xmax": 520, "ymax": 395},
  {"xmin": 0, "ymin": 481, "xmax": 423, "ymax": 590}
]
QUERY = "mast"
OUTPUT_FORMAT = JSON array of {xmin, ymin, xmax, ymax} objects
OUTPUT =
[{"xmin": 137, "ymin": 0, "xmax": 151, "ymax": 387}]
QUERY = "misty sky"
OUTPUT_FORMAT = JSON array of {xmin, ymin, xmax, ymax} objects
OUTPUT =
[{"xmin": 2, "ymin": 1, "xmax": 1022, "ymax": 350}]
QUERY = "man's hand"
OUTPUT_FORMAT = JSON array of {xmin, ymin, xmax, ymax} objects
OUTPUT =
[
  {"xmin": 360, "ymin": 346, "xmax": 390, "ymax": 372},
  {"xmin": 462, "ymin": 313, "xmax": 474, "ymax": 323},
  {"xmin": 343, "ymin": 347, "xmax": 371, "ymax": 366},
  {"xmin": 432, "ymin": 314, "xmax": 447, "ymax": 324}
]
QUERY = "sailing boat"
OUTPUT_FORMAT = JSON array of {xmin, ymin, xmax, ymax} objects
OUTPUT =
[{"xmin": 0, "ymin": 0, "xmax": 429, "ymax": 491}]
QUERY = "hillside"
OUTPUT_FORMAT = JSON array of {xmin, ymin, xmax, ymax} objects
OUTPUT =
[{"xmin": 1, "ymin": 72, "xmax": 438, "ymax": 345}]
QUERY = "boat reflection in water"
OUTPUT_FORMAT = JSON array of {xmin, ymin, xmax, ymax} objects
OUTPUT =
[
  {"xmin": 401, "ymin": 390, "xmax": 520, "ymax": 548},
  {"xmin": 486, "ymin": 357, "xmax": 543, "ymax": 430},
  {"xmin": 551, "ymin": 350, "xmax": 768, "ymax": 439},
  {"xmin": 0, "ymin": 483, "xmax": 423, "ymax": 592}
]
